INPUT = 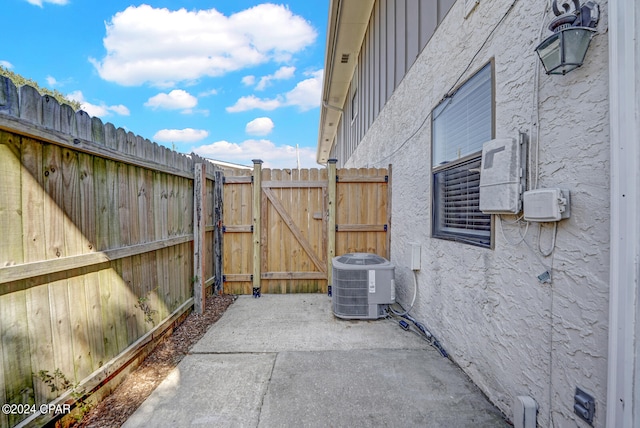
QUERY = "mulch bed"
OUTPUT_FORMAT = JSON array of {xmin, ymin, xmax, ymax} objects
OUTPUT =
[{"xmin": 74, "ymin": 293, "xmax": 236, "ymax": 428}]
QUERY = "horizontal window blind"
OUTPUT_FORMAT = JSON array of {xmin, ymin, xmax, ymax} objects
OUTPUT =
[
  {"xmin": 432, "ymin": 63, "xmax": 492, "ymax": 166},
  {"xmin": 433, "ymin": 157, "xmax": 491, "ymax": 246}
]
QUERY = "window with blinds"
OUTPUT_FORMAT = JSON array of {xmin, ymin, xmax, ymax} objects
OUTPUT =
[{"xmin": 431, "ymin": 63, "xmax": 493, "ymax": 247}]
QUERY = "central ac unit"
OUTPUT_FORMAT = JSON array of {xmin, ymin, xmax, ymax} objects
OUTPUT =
[{"xmin": 331, "ymin": 253, "xmax": 395, "ymax": 320}]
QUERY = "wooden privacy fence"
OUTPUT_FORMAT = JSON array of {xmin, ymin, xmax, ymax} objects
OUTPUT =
[
  {"xmin": 222, "ymin": 159, "xmax": 391, "ymax": 295},
  {"xmin": 0, "ymin": 78, "xmax": 221, "ymax": 428}
]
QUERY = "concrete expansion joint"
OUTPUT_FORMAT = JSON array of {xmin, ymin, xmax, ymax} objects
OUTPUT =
[
  {"xmin": 256, "ymin": 352, "xmax": 278, "ymax": 428},
  {"xmin": 187, "ymin": 351, "xmax": 278, "ymax": 356}
]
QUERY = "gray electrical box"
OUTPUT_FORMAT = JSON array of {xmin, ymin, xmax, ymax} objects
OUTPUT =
[
  {"xmin": 479, "ymin": 138, "xmax": 523, "ymax": 214},
  {"xmin": 523, "ymin": 188, "xmax": 571, "ymax": 222}
]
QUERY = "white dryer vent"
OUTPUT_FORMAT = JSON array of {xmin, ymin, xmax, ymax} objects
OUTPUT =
[{"xmin": 332, "ymin": 253, "xmax": 395, "ymax": 320}]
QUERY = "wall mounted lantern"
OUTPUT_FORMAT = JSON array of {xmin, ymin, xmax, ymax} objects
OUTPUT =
[{"xmin": 535, "ymin": 0, "xmax": 600, "ymax": 75}]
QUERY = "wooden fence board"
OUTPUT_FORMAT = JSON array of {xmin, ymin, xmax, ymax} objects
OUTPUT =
[
  {"xmin": 62, "ymin": 147, "xmax": 94, "ymax": 378},
  {"xmin": 84, "ymin": 271, "xmax": 105, "ymax": 369},
  {"xmin": 78, "ymin": 152, "xmax": 96, "ymax": 252},
  {"xmin": 48, "ymin": 277, "xmax": 75, "ymax": 389},
  {"xmin": 21, "ymin": 138, "xmax": 46, "ymax": 263},
  {"xmin": 44, "ymin": 144, "xmax": 66, "ymax": 259},
  {"xmin": 156, "ymin": 150, "xmax": 170, "ymax": 314},
  {"xmin": 68, "ymin": 274, "xmax": 93, "ymax": 380},
  {"xmin": 0, "ymin": 328, "xmax": 5, "ymax": 428},
  {"xmin": 0, "ymin": 288, "xmax": 34, "ymax": 428},
  {"xmin": 98, "ymin": 265, "xmax": 118, "ymax": 362},
  {"xmin": 94, "ymin": 156, "xmax": 109, "ymax": 251},
  {"xmin": 25, "ymin": 282, "xmax": 54, "ymax": 403},
  {"xmin": 144, "ymin": 167, "xmax": 159, "ymax": 328}
]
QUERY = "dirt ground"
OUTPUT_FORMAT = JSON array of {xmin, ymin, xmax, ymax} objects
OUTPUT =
[{"xmin": 74, "ymin": 293, "xmax": 236, "ymax": 428}]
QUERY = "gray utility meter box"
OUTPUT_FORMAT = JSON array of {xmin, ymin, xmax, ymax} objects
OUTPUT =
[{"xmin": 479, "ymin": 138, "xmax": 523, "ymax": 215}]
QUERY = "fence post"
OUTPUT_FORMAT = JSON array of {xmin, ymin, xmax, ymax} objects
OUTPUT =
[
  {"xmin": 252, "ymin": 159, "xmax": 263, "ymax": 297},
  {"xmin": 327, "ymin": 159, "xmax": 337, "ymax": 295},
  {"xmin": 386, "ymin": 164, "xmax": 392, "ymax": 261},
  {"xmin": 193, "ymin": 162, "xmax": 206, "ymax": 313},
  {"xmin": 213, "ymin": 168, "xmax": 224, "ymax": 294}
]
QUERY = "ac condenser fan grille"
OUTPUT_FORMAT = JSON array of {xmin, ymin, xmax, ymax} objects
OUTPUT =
[{"xmin": 332, "ymin": 268, "xmax": 368, "ymax": 317}]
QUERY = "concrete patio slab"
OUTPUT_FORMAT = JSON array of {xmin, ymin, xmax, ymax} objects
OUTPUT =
[{"xmin": 124, "ymin": 294, "xmax": 509, "ymax": 427}]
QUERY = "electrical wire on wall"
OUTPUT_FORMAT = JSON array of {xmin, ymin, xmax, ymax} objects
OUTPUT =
[
  {"xmin": 530, "ymin": 0, "xmax": 553, "ymax": 191},
  {"xmin": 530, "ymin": 3, "xmax": 557, "ymax": 424},
  {"xmin": 368, "ymin": 0, "xmax": 520, "ymax": 169}
]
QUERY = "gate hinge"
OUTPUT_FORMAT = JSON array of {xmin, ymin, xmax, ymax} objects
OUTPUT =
[
  {"xmin": 384, "ymin": 224, "xmax": 388, "ymax": 232},
  {"xmin": 222, "ymin": 275, "xmax": 227, "ymax": 282},
  {"xmin": 222, "ymin": 176, "xmax": 226, "ymax": 183},
  {"xmin": 251, "ymin": 175, "xmax": 254, "ymax": 183},
  {"xmin": 222, "ymin": 225, "xmax": 226, "ymax": 233},
  {"xmin": 384, "ymin": 175, "xmax": 388, "ymax": 182},
  {"xmin": 335, "ymin": 175, "xmax": 339, "ymax": 182},
  {"xmin": 251, "ymin": 225, "xmax": 254, "ymax": 232}
]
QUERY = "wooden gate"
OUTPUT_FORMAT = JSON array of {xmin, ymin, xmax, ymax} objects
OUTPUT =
[{"xmin": 221, "ymin": 160, "xmax": 390, "ymax": 295}]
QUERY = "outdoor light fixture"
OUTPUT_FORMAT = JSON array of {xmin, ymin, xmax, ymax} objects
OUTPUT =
[{"xmin": 535, "ymin": 0, "xmax": 600, "ymax": 75}]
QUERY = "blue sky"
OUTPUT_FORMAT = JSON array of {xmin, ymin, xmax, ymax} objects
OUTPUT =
[{"xmin": 2, "ymin": 0, "xmax": 328, "ymax": 168}]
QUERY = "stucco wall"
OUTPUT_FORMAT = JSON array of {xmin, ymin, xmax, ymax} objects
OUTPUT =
[{"xmin": 343, "ymin": 0, "xmax": 610, "ymax": 426}]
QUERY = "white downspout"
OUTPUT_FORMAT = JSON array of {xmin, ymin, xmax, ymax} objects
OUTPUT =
[{"xmin": 606, "ymin": 0, "xmax": 640, "ymax": 427}]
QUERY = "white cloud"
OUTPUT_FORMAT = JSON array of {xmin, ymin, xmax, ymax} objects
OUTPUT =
[
  {"xmin": 90, "ymin": 4, "xmax": 317, "ymax": 87},
  {"xmin": 25, "ymin": 0, "xmax": 68, "ymax": 6},
  {"xmin": 227, "ymin": 69, "xmax": 323, "ymax": 113},
  {"xmin": 284, "ymin": 69, "xmax": 323, "ymax": 111},
  {"xmin": 255, "ymin": 66, "xmax": 296, "ymax": 91},
  {"xmin": 242, "ymin": 75, "xmax": 256, "ymax": 86},
  {"xmin": 0, "ymin": 60, "xmax": 14, "ymax": 69},
  {"xmin": 46, "ymin": 76, "xmax": 58, "ymax": 87},
  {"xmin": 145, "ymin": 89, "xmax": 198, "ymax": 110},
  {"xmin": 191, "ymin": 139, "xmax": 317, "ymax": 169},
  {"xmin": 198, "ymin": 89, "xmax": 218, "ymax": 97},
  {"xmin": 67, "ymin": 90, "xmax": 130, "ymax": 118},
  {"xmin": 153, "ymin": 128, "xmax": 209, "ymax": 143},
  {"xmin": 226, "ymin": 95, "xmax": 283, "ymax": 113},
  {"xmin": 245, "ymin": 117, "xmax": 274, "ymax": 136},
  {"xmin": 109, "ymin": 105, "xmax": 131, "ymax": 116}
]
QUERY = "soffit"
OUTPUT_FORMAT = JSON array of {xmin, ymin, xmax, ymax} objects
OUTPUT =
[{"xmin": 317, "ymin": 0, "xmax": 375, "ymax": 164}]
